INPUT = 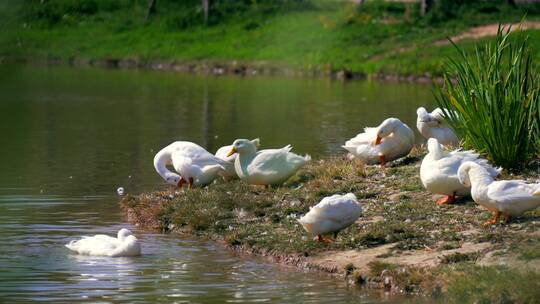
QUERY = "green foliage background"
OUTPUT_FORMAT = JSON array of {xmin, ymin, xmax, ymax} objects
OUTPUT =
[{"xmin": 2, "ymin": 0, "xmax": 540, "ymax": 76}]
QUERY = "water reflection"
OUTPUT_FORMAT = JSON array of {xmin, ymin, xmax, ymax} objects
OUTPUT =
[{"xmin": 0, "ymin": 65, "xmax": 435, "ymax": 302}]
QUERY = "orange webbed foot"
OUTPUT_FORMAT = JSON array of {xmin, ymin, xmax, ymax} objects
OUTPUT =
[
  {"xmin": 436, "ymin": 195, "xmax": 456, "ymax": 205},
  {"xmin": 378, "ymin": 155, "xmax": 386, "ymax": 167},
  {"xmin": 483, "ymin": 211, "xmax": 501, "ymax": 227},
  {"xmin": 316, "ymin": 235, "xmax": 333, "ymax": 243}
]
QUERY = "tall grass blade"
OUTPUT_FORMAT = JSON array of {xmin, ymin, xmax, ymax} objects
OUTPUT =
[{"xmin": 435, "ymin": 25, "xmax": 539, "ymax": 169}]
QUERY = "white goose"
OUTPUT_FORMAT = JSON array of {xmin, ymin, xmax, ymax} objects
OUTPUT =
[
  {"xmin": 420, "ymin": 138, "xmax": 500, "ymax": 205},
  {"xmin": 66, "ymin": 228, "xmax": 141, "ymax": 257},
  {"xmin": 215, "ymin": 139, "xmax": 260, "ymax": 179},
  {"xmin": 153, "ymin": 141, "xmax": 229, "ymax": 188},
  {"xmin": 458, "ymin": 161, "xmax": 540, "ymax": 225},
  {"xmin": 342, "ymin": 118, "xmax": 414, "ymax": 165},
  {"xmin": 298, "ymin": 193, "xmax": 362, "ymax": 242},
  {"xmin": 226, "ymin": 139, "xmax": 310, "ymax": 186},
  {"xmin": 416, "ymin": 107, "xmax": 459, "ymax": 146}
]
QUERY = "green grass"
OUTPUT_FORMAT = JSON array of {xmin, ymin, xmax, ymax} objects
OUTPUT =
[
  {"xmin": 120, "ymin": 153, "xmax": 540, "ymax": 297},
  {"xmin": 3, "ymin": 1, "xmax": 540, "ymax": 76},
  {"xmin": 439, "ymin": 251, "xmax": 480, "ymax": 264},
  {"xmin": 441, "ymin": 265, "xmax": 540, "ymax": 303},
  {"xmin": 435, "ymin": 27, "xmax": 540, "ymax": 169}
]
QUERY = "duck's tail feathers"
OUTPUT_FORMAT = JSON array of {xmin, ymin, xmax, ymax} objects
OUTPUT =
[
  {"xmin": 65, "ymin": 241, "xmax": 76, "ymax": 250},
  {"xmin": 282, "ymin": 144, "xmax": 293, "ymax": 153},
  {"xmin": 453, "ymin": 148, "xmax": 477, "ymax": 157},
  {"xmin": 484, "ymin": 164, "xmax": 502, "ymax": 177},
  {"xmin": 472, "ymin": 157, "xmax": 501, "ymax": 177},
  {"xmin": 364, "ymin": 127, "xmax": 377, "ymax": 135},
  {"xmin": 342, "ymin": 145, "xmax": 357, "ymax": 154}
]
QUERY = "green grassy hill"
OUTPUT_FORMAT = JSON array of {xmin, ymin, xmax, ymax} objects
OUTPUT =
[{"xmin": 2, "ymin": 0, "xmax": 540, "ymax": 77}]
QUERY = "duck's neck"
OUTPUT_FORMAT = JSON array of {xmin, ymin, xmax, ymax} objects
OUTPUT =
[
  {"xmin": 236, "ymin": 151, "xmax": 256, "ymax": 176},
  {"xmin": 153, "ymin": 147, "xmax": 174, "ymax": 179},
  {"xmin": 469, "ymin": 167, "xmax": 495, "ymax": 199},
  {"xmin": 428, "ymin": 146, "xmax": 445, "ymax": 160}
]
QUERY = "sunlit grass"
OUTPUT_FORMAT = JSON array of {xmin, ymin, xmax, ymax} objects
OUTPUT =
[
  {"xmin": 3, "ymin": 1, "xmax": 540, "ymax": 76},
  {"xmin": 441, "ymin": 265, "xmax": 540, "ymax": 303}
]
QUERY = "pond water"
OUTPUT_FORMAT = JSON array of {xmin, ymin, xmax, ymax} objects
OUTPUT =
[{"xmin": 0, "ymin": 65, "xmax": 434, "ymax": 302}]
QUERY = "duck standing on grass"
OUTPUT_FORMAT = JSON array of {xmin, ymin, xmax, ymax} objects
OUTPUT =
[
  {"xmin": 153, "ymin": 141, "xmax": 229, "ymax": 189},
  {"xmin": 298, "ymin": 193, "xmax": 362, "ymax": 243},
  {"xmin": 226, "ymin": 138, "xmax": 310, "ymax": 187},
  {"xmin": 420, "ymin": 138, "xmax": 500, "ymax": 205},
  {"xmin": 416, "ymin": 107, "xmax": 459, "ymax": 146},
  {"xmin": 458, "ymin": 161, "xmax": 540, "ymax": 226},
  {"xmin": 66, "ymin": 228, "xmax": 141, "ymax": 257},
  {"xmin": 215, "ymin": 139, "xmax": 260, "ymax": 179},
  {"xmin": 342, "ymin": 117, "xmax": 414, "ymax": 166}
]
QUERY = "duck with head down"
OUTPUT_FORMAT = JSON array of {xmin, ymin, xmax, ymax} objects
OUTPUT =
[
  {"xmin": 342, "ymin": 117, "xmax": 414, "ymax": 166},
  {"xmin": 226, "ymin": 138, "xmax": 310, "ymax": 186},
  {"xmin": 153, "ymin": 141, "xmax": 230, "ymax": 189},
  {"xmin": 298, "ymin": 193, "xmax": 362, "ymax": 243},
  {"xmin": 458, "ymin": 161, "xmax": 540, "ymax": 226}
]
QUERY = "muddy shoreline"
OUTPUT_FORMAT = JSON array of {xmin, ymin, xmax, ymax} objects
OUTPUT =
[
  {"xmin": 3, "ymin": 56, "xmax": 438, "ymax": 83},
  {"xmin": 123, "ymin": 206, "xmax": 393, "ymax": 292}
]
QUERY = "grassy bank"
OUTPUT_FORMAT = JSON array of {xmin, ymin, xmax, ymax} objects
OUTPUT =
[
  {"xmin": 3, "ymin": 1, "xmax": 540, "ymax": 77},
  {"xmin": 120, "ymin": 150, "xmax": 540, "ymax": 301}
]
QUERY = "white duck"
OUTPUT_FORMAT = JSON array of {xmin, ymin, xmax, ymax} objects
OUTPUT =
[
  {"xmin": 226, "ymin": 139, "xmax": 310, "ymax": 186},
  {"xmin": 416, "ymin": 107, "xmax": 459, "ymax": 146},
  {"xmin": 153, "ymin": 141, "xmax": 229, "ymax": 189},
  {"xmin": 215, "ymin": 139, "xmax": 260, "ymax": 179},
  {"xmin": 342, "ymin": 118, "xmax": 414, "ymax": 165},
  {"xmin": 458, "ymin": 161, "xmax": 540, "ymax": 225},
  {"xmin": 65, "ymin": 228, "xmax": 141, "ymax": 257},
  {"xmin": 420, "ymin": 138, "xmax": 500, "ymax": 205},
  {"xmin": 173, "ymin": 156, "xmax": 225, "ymax": 189},
  {"xmin": 298, "ymin": 193, "xmax": 362, "ymax": 242}
]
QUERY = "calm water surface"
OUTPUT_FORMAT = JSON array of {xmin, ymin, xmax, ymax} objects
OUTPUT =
[{"xmin": 0, "ymin": 65, "xmax": 434, "ymax": 302}]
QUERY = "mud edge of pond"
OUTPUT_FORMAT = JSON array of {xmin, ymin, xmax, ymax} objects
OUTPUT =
[
  {"xmin": 3, "ymin": 56, "xmax": 440, "ymax": 83},
  {"xmin": 119, "ymin": 155, "xmax": 540, "ymax": 297},
  {"xmin": 122, "ymin": 206, "xmax": 388, "ymax": 291}
]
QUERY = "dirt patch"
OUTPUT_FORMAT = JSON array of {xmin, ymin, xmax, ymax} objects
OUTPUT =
[
  {"xmin": 435, "ymin": 21, "xmax": 540, "ymax": 46},
  {"xmin": 309, "ymin": 242, "xmax": 491, "ymax": 273}
]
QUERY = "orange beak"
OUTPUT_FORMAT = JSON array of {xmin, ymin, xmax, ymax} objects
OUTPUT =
[
  {"xmin": 226, "ymin": 147, "xmax": 237, "ymax": 157},
  {"xmin": 374, "ymin": 136, "xmax": 382, "ymax": 145}
]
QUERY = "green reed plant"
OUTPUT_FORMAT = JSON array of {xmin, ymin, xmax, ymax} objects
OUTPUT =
[{"xmin": 435, "ymin": 26, "xmax": 540, "ymax": 169}]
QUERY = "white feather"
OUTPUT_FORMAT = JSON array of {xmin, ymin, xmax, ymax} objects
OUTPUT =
[{"xmin": 298, "ymin": 193, "xmax": 362, "ymax": 236}]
